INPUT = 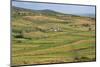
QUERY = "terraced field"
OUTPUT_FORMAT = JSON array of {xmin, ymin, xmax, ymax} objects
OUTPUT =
[{"xmin": 12, "ymin": 6, "xmax": 96, "ymax": 66}]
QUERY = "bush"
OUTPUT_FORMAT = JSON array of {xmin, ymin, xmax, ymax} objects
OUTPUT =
[
  {"xmin": 74, "ymin": 56, "xmax": 91, "ymax": 62},
  {"xmin": 82, "ymin": 24, "xmax": 90, "ymax": 27},
  {"xmin": 80, "ymin": 56, "xmax": 90, "ymax": 61},
  {"xmin": 14, "ymin": 34, "xmax": 23, "ymax": 38}
]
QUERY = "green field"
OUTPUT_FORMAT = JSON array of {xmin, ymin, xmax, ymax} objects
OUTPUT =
[{"xmin": 12, "ymin": 6, "xmax": 96, "ymax": 66}]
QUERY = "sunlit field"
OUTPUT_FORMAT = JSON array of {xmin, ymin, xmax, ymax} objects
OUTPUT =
[{"xmin": 12, "ymin": 1, "xmax": 96, "ymax": 66}]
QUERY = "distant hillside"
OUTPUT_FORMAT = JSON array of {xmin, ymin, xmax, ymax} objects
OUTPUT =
[
  {"xmin": 12, "ymin": 6, "xmax": 84, "ymax": 18},
  {"xmin": 12, "ymin": 6, "xmax": 95, "ymax": 18},
  {"xmin": 12, "ymin": 6, "xmax": 66, "ymax": 16},
  {"xmin": 77, "ymin": 13, "xmax": 95, "ymax": 18}
]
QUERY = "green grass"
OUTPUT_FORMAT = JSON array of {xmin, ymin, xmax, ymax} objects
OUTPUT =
[{"xmin": 12, "ymin": 7, "xmax": 96, "ymax": 66}]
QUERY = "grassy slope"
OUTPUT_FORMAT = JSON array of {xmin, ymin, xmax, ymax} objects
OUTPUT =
[{"xmin": 12, "ymin": 7, "xmax": 96, "ymax": 65}]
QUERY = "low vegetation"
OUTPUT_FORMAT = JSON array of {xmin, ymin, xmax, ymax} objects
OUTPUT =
[{"xmin": 12, "ymin": 6, "xmax": 96, "ymax": 66}]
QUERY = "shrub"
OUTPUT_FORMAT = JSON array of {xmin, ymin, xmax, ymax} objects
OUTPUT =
[{"xmin": 82, "ymin": 24, "xmax": 90, "ymax": 27}]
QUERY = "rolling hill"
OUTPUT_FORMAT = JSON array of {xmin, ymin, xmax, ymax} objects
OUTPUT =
[{"xmin": 12, "ymin": 6, "xmax": 96, "ymax": 66}]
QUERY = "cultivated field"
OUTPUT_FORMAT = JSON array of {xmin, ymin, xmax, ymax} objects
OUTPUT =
[{"xmin": 12, "ymin": 7, "xmax": 96, "ymax": 66}]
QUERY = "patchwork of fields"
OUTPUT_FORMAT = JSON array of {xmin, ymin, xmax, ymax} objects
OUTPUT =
[{"xmin": 12, "ymin": 7, "xmax": 96, "ymax": 66}]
